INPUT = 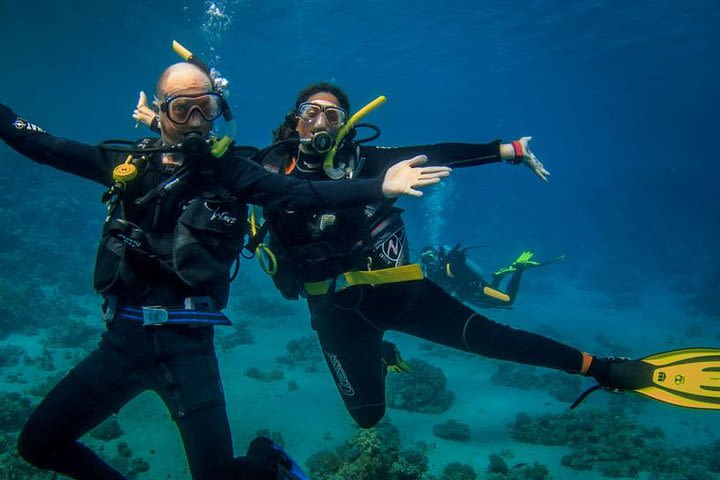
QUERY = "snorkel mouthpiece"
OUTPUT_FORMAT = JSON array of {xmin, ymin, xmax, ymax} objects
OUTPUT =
[
  {"xmin": 302, "ymin": 131, "xmax": 335, "ymax": 153},
  {"xmin": 181, "ymin": 132, "xmax": 210, "ymax": 159}
]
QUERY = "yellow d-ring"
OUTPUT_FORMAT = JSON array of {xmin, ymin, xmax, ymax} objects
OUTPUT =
[{"xmin": 256, "ymin": 243, "xmax": 278, "ymax": 275}]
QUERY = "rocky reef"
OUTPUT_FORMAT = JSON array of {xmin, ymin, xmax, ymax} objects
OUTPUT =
[{"xmin": 387, "ymin": 358, "xmax": 455, "ymax": 414}]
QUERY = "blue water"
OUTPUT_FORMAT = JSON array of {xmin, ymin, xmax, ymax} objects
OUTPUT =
[{"xmin": 0, "ymin": 1, "xmax": 718, "ymax": 478}]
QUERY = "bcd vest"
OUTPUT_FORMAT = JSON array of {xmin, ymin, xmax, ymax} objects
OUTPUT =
[{"xmin": 93, "ymin": 143, "xmax": 247, "ymax": 308}]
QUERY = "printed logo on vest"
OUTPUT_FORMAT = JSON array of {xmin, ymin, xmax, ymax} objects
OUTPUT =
[
  {"xmin": 204, "ymin": 202, "xmax": 239, "ymax": 226},
  {"xmin": 381, "ymin": 228, "xmax": 406, "ymax": 265},
  {"xmin": 13, "ymin": 117, "xmax": 44, "ymax": 133}
]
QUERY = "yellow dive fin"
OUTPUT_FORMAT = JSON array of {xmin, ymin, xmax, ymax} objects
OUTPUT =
[{"xmin": 632, "ymin": 348, "xmax": 720, "ymax": 410}]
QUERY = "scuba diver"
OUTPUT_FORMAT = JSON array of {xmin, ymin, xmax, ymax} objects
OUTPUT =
[
  {"xmin": 419, "ymin": 245, "xmax": 565, "ymax": 309},
  {"xmin": 0, "ymin": 48, "xmax": 449, "ymax": 479},
  {"xmin": 237, "ymin": 82, "xmax": 719, "ymax": 426},
  {"xmin": 138, "ymin": 81, "xmax": 720, "ymax": 425}
]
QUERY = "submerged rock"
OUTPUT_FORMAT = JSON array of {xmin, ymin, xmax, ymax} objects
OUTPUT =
[
  {"xmin": 433, "ymin": 419, "xmax": 471, "ymax": 442},
  {"xmin": 387, "ymin": 358, "xmax": 454, "ymax": 414}
]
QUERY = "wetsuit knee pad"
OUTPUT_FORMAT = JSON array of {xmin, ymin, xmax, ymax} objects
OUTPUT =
[{"xmin": 349, "ymin": 404, "xmax": 385, "ymax": 429}]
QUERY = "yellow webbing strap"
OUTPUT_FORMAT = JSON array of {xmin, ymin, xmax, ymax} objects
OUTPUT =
[
  {"xmin": 304, "ymin": 263, "xmax": 424, "ymax": 296},
  {"xmin": 482, "ymin": 286, "xmax": 510, "ymax": 302}
]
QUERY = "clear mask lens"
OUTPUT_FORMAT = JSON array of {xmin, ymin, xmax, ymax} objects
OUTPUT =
[
  {"xmin": 297, "ymin": 102, "xmax": 347, "ymax": 126},
  {"xmin": 165, "ymin": 93, "xmax": 224, "ymax": 124}
]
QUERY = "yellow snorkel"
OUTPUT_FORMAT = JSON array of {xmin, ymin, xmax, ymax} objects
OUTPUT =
[
  {"xmin": 172, "ymin": 40, "xmax": 236, "ymax": 158},
  {"xmin": 323, "ymin": 95, "xmax": 387, "ymax": 179}
]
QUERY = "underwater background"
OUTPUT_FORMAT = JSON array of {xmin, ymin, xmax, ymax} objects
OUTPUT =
[{"xmin": 0, "ymin": 0, "xmax": 719, "ymax": 478}]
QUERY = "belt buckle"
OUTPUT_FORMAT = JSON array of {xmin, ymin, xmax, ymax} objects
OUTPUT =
[{"xmin": 142, "ymin": 306, "xmax": 169, "ymax": 325}]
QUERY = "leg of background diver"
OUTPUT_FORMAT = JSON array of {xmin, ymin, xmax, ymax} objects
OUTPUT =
[
  {"xmin": 375, "ymin": 279, "xmax": 584, "ymax": 372},
  {"xmin": 490, "ymin": 270, "xmax": 510, "ymax": 289},
  {"xmin": 500, "ymin": 269, "xmax": 525, "ymax": 305},
  {"xmin": 17, "ymin": 323, "xmax": 146, "ymax": 480},
  {"xmin": 307, "ymin": 287, "xmax": 387, "ymax": 429}
]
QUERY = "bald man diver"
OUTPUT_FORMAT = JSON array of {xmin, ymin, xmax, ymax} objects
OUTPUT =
[{"xmin": 0, "ymin": 62, "xmax": 448, "ymax": 479}]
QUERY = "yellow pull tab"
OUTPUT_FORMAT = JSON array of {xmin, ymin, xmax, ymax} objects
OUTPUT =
[{"xmin": 483, "ymin": 286, "xmax": 510, "ymax": 303}]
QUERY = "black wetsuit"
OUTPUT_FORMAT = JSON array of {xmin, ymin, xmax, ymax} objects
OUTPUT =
[
  {"xmin": 0, "ymin": 103, "xmax": 388, "ymax": 480},
  {"xmin": 263, "ymin": 143, "xmax": 585, "ymax": 428}
]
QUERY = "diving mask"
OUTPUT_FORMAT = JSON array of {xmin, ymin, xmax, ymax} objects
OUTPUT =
[
  {"xmin": 296, "ymin": 102, "xmax": 347, "ymax": 127},
  {"xmin": 160, "ymin": 92, "xmax": 225, "ymax": 124}
]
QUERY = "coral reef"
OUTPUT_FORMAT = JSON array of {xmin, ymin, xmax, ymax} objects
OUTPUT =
[
  {"xmin": 0, "ymin": 431, "xmax": 11, "ymax": 456},
  {"xmin": 440, "ymin": 462, "xmax": 477, "ymax": 480},
  {"xmin": 0, "ymin": 392, "xmax": 34, "ymax": 432},
  {"xmin": 509, "ymin": 408, "xmax": 720, "ymax": 479},
  {"xmin": 108, "ymin": 441, "xmax": 151, "ymax": 479},
  {"xmin": 22, "ymin": 348, "xmax": 56, "ymax": 371},
  {"xmin": 90, "ymin": 417, "xmax": 124, "ymax": 442},
  {"xmin": 490, "ymin": 363, "xmax": 582, "ymax": 403},
  {"xmin": 43, "ymin": 319, "xmax": 100, "ymax": 349},
  {"xmin": 433, "ymin": 419, "xmax": 471, "ymax": 442},
  {"xmin": 0, "ymin": 278, "xmax": 85, "ymax": 339},
  {"xmin": 245, "ymin": 366, "xmax": 284, "ymax": 382},
  {"xmin": 305, "ymin": 418, "xmax": 428, "ymax": 480},
  {"xmin": 0, "ymin": 453, "xmax": 51, "ymax": 480},
  {"xmin": 0, "ymin": 162, "xmax": 96, "ymax": 299},
  {"xmin": 276, "ymin": 335, "xmax": 323, "ymax": 369},
  {"xmin": 482, "ymin": 453, "xmax": 552, "ymax": 480},
  {"xmin": 0, "ymin": 344, "xmax": 26, "ymax": 368},
  {"xmin": 306, "ymin": 449, "xmax": 343, "ymax": 479},
  {"xmin": 387, "ymin": 358, "xmax": 454, "ymax": 414},
  {"xmin": 216, "ymin": 320, "xmax": 255, "ymax": 351}
]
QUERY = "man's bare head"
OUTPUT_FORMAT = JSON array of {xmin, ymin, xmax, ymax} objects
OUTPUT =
[
  {"xmin": 154, "ymin": 63, "xmax": 215, "ymax": 145},
  {"xmin": 155, "ymin": 62, "xmax": 212, "ymax": 101}
]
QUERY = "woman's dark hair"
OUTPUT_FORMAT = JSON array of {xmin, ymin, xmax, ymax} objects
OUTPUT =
[{"xmin": 272, "ymin": 82, "xmax": 351, "ymax": 142}]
